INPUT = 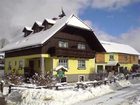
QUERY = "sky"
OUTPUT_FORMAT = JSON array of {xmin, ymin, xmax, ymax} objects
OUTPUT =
[{"xmin": 0, "ymin": 0, "xmax": 140, "ymax": 52}]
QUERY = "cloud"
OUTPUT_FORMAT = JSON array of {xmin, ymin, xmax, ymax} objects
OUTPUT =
[
  {"xmin": 0, "ymin": 0, "xmax": 140, "ymax": 53},
  {"xmin": 0, "ymin": 0, "xmax": 89, "ymax": 40},
  {"xmin": 91, "ymin": 0, "xmax": 139, "ymax": 10},
  {"xmin": 84, "ymin": 19, "xmax": 116, "ymax": 41},
  {"xmin": 84, "ymin": 19, "xmax": 140, "ymax": 52},
  {"xmin": 0, "ymin": 0, "xmax": 139, "ymax": 41},
  {"xmin": 96, "ymin": 27, "xmax": 140, "ymax": 53},
  {"xmin": 118, "ymin": 28, "xmax": 140, "ymax": 52}
]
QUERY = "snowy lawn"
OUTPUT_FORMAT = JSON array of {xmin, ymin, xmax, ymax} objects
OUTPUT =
[{"xmin": 5, "ymin": 80, "xmax": 132, "ymax": 105}]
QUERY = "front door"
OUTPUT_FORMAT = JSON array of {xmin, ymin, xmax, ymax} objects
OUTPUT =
[{"xmin": 29, "ymin": 60, "xmax": 35, "ymax": 76}]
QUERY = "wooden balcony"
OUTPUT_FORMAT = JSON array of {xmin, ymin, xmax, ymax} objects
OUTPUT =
[{"xmin": 49, "ymin": 47, "xmax": 95, "ymax": 58}]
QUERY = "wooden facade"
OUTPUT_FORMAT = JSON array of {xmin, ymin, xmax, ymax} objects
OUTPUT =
[
  {"xmin": 118, "ymin": 54, "xmax": 138, "ymax": 64},
  {"xmin": 6, "ymin": 26, "xmax": 105, "ymax": 58},
  {"xmin": 95, "ymin": 53, "xmax": 105, "ymax": 63},
  {"xmin": 96, "ymin": 53, "xmax": 138, "ymax": 64}
]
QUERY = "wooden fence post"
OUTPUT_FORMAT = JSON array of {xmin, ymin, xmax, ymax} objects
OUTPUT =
[{"xmin": 0, "ymin": 82, "xmax": 3, "ymax": 93}]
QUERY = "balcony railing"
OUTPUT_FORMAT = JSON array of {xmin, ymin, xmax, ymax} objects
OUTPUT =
[{"xmin": 49, "ymin": 47, "xmax": 95, "ymax": 58}]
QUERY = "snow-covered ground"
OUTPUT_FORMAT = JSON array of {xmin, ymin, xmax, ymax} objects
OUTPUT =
[
  {"xmin": 3, "ymin": 80, "xmax": 133, "ymax": 105},
  {"xmin": 76, "ymin": 80, "xmax": 140, "ymax": 105}
]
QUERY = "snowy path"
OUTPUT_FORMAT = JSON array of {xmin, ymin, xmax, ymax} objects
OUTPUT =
[{"xmin": 75, "ymin": 83, "xmax": 140, "ymax": 105}]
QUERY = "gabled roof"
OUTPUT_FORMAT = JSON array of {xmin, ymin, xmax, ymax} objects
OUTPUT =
[
  {"xmin": 100, "ymin": 40, "xmax": 140, "ymax": 55},
  {"xmin": 0, "ymin": 14, "xmax": 93, "ymax": 52}
]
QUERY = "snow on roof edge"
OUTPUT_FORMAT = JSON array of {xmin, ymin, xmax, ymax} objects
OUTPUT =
[
  {"xmin": 44, "ymin": 18, "xmax": 56, "ymax": 24},
  {"xmin": 0, "ymin": 14, "xmax": 94, "ymax": 52},
  {"xmin": 41, "ymin": 14, "xmax": 73, "ymax": 44},
  {"xmin": 100, "ymin": 40, "xmax": 140, "ymax": 55}
]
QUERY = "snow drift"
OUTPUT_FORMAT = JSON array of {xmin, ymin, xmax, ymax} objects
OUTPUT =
[{"xmin": 5, "ymin": 80, "xmax": 131, "ymax": 105}]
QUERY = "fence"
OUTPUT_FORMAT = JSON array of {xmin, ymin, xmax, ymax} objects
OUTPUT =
[{"xmin": 1, "ymin": 73, "xmax": 140, "ymax": 94}]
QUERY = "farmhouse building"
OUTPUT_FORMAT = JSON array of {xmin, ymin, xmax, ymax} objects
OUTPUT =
[
  {"xmin": 0, "ymin": 14, "xmax": 105, "ymax": 82},
  {"xmin": 96, "ymin": 40, "xmax": 140, "ymax": 73}
]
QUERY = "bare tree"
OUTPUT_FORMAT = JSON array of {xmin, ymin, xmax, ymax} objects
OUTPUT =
[{"xmin": 0, "ymin": 38, "xmax": 9, "ymax": 48}]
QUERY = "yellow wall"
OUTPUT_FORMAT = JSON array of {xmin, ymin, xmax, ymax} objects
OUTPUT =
[
  {"xmin": 53, "ymin": 57, "xmax": 95, "ymax": 75},
  {"xmin": 96, "ymin": 53, "xmax": 137, "ymax": 71},
  {"xmin": 5, "ymin": 54, "xmax": 50, "ymax": 75},
  {"xmin": 45, "ymin": 58, "xmax": 53, "ymax": 72},
  {"xmin": 5, "ymin": 54, "xmax": 95, "ymax": 75},
  {"xmin": 120, "ymin": 64, "xmax": 133, "ymax": 70},
  {"xmin": 105, "ymin": 53, "xmax": 118, "ymax": 63}
]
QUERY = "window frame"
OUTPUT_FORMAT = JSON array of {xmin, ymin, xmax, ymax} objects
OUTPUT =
[
  {"xmin": 58, "ymin": 41, "xmax": 68, "ymax": 48},
  {"xmin": 109, "ymin": 54, "xmax": 115, "ymax": 61},
  {"xmin": 97, "ymin": 65, "xmax": 103, "ymax": 73},
  {"xmin": 77, "ymin": 43, "xmax": 86, "ymax": 50},
  {"xmin": 59, "ymin": 58, "xmax": 68, "ymax": 68},
  {"xmin": 8, "ymin": 61, "xmax": 12, "ymax": 70},
  {"xmin": 19, "ymin": 60, "xmax": 24, "ymax": 69},
  {"xmin": 78, "ymin": 59, "xmax": 86, "ymax": 70},
  {"xmin": 78, "ymin": 75, "xmax": 85, "ymax": 82}
]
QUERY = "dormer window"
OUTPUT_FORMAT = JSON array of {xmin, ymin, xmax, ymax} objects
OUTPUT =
[
  {"xmin": 42, "ymin": 19, "xmax": 56, "ymax": 30},
  {"xmin": 78, "ymin": 43, "xmax": 86, "ymax": 50},
  {"xmin": 32, "ymin": 21, "xmax": 44, "ymax": 33},
  {"xmin": 22, "ymin": 27, "xmax": 33, "ymax": 37},
  {"xmin": 59, "ymin": 41, "xmax": 68, "ymax": 48}
]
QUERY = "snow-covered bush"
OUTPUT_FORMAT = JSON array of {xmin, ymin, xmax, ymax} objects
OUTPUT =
[
  {"xmin": 30, "ymin": 72, "xmax": 56, "ymax": 86},
  {"xmin": 5, "ymin": 73, "xmax": 24, "ymax": 85}
]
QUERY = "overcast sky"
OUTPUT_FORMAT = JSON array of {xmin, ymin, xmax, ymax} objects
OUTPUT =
[{"xmin": 0, "ymin": 0, "xmax": 140, "ymax": 52}]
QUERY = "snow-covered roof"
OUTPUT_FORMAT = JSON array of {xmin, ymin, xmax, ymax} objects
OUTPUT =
[
  {"xmin": 44, "ymin": 18, "xmax": 56, "ymax": 24},
  {"xmin": 54, "ymin": 65, "xmax": 68, "ymax": 71},
  {"xmin": 34, "ymin": 21, "xmax": 44, "ymax": 27},
  {"xmin": 0, "ymin": 14, "xmax": 92, "ymax": 52},
  {"xmin": 23, "ymin": 26, "xmax": 33, "ymax": 31},
  {"xmin": 67, "ymin": 16, "xmax": 91, "ymax": 30},
  {"xmin": 100, "ymin": 40, "xmax": 140, "ymax": 55}
]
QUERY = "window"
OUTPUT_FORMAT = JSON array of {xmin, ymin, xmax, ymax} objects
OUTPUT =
[
  {"xmin": 61, "ymin": 76, "xmax": 67, "ymax": 82},
  {"xmin": 8, "ymin": 61, "xmax": 12, "ymax": 70},
  {"xmin": 78, "ymin": 43, "xmax": 86, "ymax": 50},
  {"xmin": 79, "ymin": 75, "xmax": 85, "ymax": 82},
  {"xmin": 78, "ymin": 59, "xmax": 86, "ymax": 69},
  {"xmin": 109, "ymin": 54, "xmax": 114, "ymax": 61},
  {"xmin": 19, "ymin": 60, "xmax": 24, "ymax": 68},
  {"xmin": 97, "ymin": 65, "xmax": 103, "ymax": 73},
  {"xmin": 59, "ymin": 58, "xmax": 68, "ymax": 68},
  {"xmin": 59, "ymin": 41, "xmax": 68, "ymax": 48}
]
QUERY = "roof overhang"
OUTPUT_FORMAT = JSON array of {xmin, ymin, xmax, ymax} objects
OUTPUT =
[{"xmin": 106, "ymin": 61, "xmax": 120, "ymax": 66}]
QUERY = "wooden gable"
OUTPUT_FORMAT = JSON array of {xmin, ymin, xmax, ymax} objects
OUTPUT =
[{"xmin": 41, "ymin": 26, "xmax": 105, "ymax": 58}]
